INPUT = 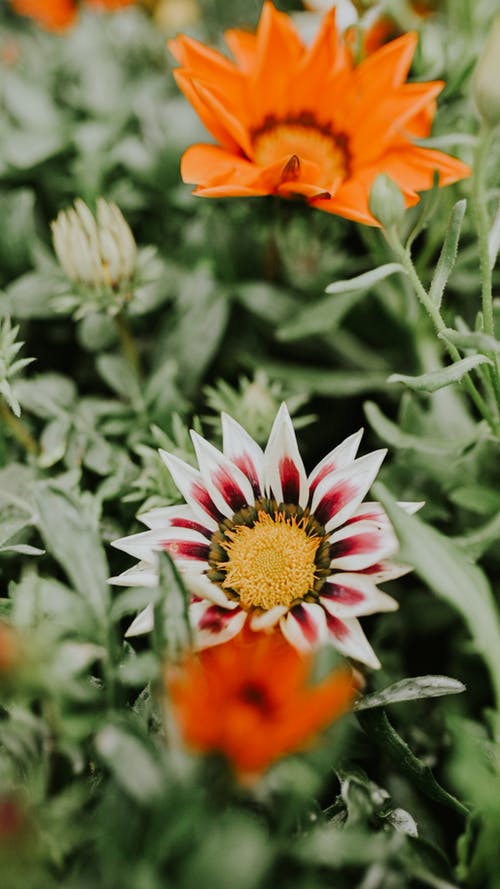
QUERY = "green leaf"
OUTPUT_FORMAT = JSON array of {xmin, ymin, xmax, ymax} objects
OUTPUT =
[
  {"xmin": 95, "ymin": 724, "xmax": 165, "ymax": 804},
  {"xmin": 357, "ymin": 709, "xmax": 469, "ymax": 817},
  {"xmin": 388, "ymin": 355, "xmax": 492, "ymax": 392},
  {"xmin": 429, "ymin": 200, "xmax": 466, "ymax": 308},
  {"xmin": 374, "ymin": 483, "xmax": 500, "ymax": 709},
  {"xmin": 153, "ymin": 552, "xmax": 192, "ymax": 660},
  {"xmin": 325, "ymin": 263, "xmax": 404, "ymax": 294},
  {"xmin": 439, "ymin": 328, "xmax": 500, "ymax": 353},
  {"xmin": 34, "ymin": 482, "xmax": 110, "ymax": 621},
  {"xmin": 364, "ymin": 401, "xmax": 476, "ymax": 456},
  {"xmin": 355, "ymin": 676, "xmax": 466, "ymax": 711},
  {"xmin": 252, "ymin": 358, "xmax": 390, "ymax": 397}
]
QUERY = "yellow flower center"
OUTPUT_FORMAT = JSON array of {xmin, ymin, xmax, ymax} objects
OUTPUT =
[
  {"xmin": 253, "ymin": 119, "xmax": 349, "ymax": 189},
  {"xmin": 219, "ymin": 511, "xmax": 320, "ymax": 611}
]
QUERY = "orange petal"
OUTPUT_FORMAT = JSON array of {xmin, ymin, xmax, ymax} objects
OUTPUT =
[
  {"xmin": 189, "ymin": 80, "xmax": 254, "ymax": 156},
  {"xmin": 250, "ymin": 1, "xmax": 305, "ymax": 120},
  {"xmin": 173, "ymin": 70, "xmax": 241, "ymax": 151},
  {"xmin": 181, "ymin": 143, "xmax": 257, "ymax": 187},
  {"xmin": 224, "ymin": 28, "xmax": 259, "ymax": 72}
]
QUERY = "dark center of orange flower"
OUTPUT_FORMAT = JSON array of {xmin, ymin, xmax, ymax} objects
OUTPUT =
[
  {"xmin": 252, "ymin": 114, "xmax": 350, "ymax": 191},
  {"xmin": 238, "ymin": 681, "xmax": 274, "ymax": 715}
]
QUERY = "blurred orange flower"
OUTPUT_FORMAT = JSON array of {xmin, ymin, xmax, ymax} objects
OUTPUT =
[
  {"xmin": 170, "ymin": 2, "xmax": 469, "ymax": 225},
  {"xmin": 10, "ymin": 0, "xmax": 136, "ymax": 31},
  {"xmin": 0, "ymin": 623, "xmax": 21, "ymax": 676},
  {"xmin": 168, "ymin": 627, "xmax": 357, "ymax": 778}
]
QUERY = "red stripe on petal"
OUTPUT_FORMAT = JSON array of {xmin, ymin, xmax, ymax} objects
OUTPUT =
[
  {"xmin": 309, "ymin": 462, "xmax": 334, "ymax": 497},
  {"xmin": 233, "ymin": 454, "xmax": 261, "ymax": 497},
  {"xmin": 192, "ymin": 482, "xmax": 224, "ymax": 523},
  {"xmin": 170, "ymin": 518, "xmax": 213, "ymax": 539},
  {"xmin": 280, "ymin": 456, "xmax": 301, "ymax": 504},
  {"xmin": 322, "ymin": 581, "xmax": 364, "ymax": 606},
  {"xmin": 291, "ymin": 604, "xmax": 320, "ymax": 644},
  {"xmin": 314, "ymin": 482, "xmax": 357, "ymax": 527},
  {"xmin": 325, "ymin": 613, "xmax": 350, "ymax": 641},
  {"xmin": 330, "ymin": 531, "xmax": 380, "ymax": 561},
  {"xmin": 214, "ymin": 467, "xmax": 249, "ymax": 512},
  {"xmin": 163, "ymin": 541, "xmax": 210, "ymax": 561},
  {"xmin": 199, "ymin": 605, "xmax": 239, "ymax": 633}
]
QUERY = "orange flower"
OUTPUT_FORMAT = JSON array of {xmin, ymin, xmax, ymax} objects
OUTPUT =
[
  {"xmin": 0, "ymin": 623, "xmax": 21, "ymax": 676},
  {"xmin": 170, "ymin": 3, "xmax": 469, "ymax": 225},
  {"xmin": 10, "ymin": 0, "xmax": 77, "ymax": 30},
  {"xmin": 167, "ymin": 627, "xmax": 357, "ymax": 778},
  {"xmin": 10, "ymin": 0, "xmax": 136, "ymax": 30}
]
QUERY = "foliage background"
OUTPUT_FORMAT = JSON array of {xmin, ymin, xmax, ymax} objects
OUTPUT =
[{"xmin": 0, "ymin": 0, "xmax": 499, "ymax": 887}]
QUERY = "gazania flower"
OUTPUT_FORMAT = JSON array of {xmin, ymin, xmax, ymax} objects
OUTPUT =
[
  {"xmin": 167, "ymin": 626, "xmax": 357, "ymax": 777},
  {"xmin": 111, "ymin": 404, "xmax": 421, "ymax": 669},
  {"xmin": 169, "ymin": 2, "xmax": 469, "ymax": 225},
  {"xmin": 10, "ymin": 0, "xmax": 135, "ymax": 31}
]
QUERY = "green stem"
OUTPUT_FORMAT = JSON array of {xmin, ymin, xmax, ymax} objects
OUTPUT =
[
  {"xmin": 471, "ymin": 124, "xmax": 500, "ymax": 402},
  {"xmin": 0, "ymin": 398, "xmax": 38, "ymax": 455},
  {"xmin": 387, "ymin": 231, "xmax": 499, "ymax": 433},
  {"xmin": 114, "ymin": 311, "xmax": 142, "ymax": 377}
]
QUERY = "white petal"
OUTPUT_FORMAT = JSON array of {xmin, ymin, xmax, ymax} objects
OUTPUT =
[
  {"xmin": 320, "ymin": 573, "xmax": 398, "ymax": 618},
  {"xmin": 360, "ymin": 561, "xmax": 413, "ymax": 582},
  {"xmin": 311, "ymin": 449, "xmax": 387, "ymax": 532},
  {"xmin": 279, "ymin": 602, "xmax": 328, "ymax": 653},
  {"xmin": 329, "ymin": 519, "xmax": 398, "ymax": 571},
  {"xmin": 159, "ymin": 449, "xmax": 219, "ymax": 529},
  {"xmin": 138, "ymin": 504, "xmax": 211, "ymax": 536},
  {"xmin": 125, "ymin": 604, "xmax": 154, "ymax": 637},
  {"xmin": 191, "ymin": 600, "xmax": 247, "ymax": 649},
  {"xmin": 109, "ymin": 561, "xmax": 158, "ymax": 588},
  {"xmin": 308, "ymin": 429, "xmax": 363, "ymax": 498},
  {"xmin": 190, "ymin": 431, "xmax": 255, "ymax": 518},
  {"xmin": 250, "ymin": 605, "xmax": 288, "ymax": 631},
  {"xmin": 324, "ymin": 613, "xmax": 381, "ymax": 669},
  {"xmin": 346, "ymin": 500, "xmax": 424, "ymax": 526},
  {"xmin": 184, "ymin": 571, "xmax": 238, "ymax": 609},
  {"xmin": 221, "ymin": 412, "xmax": 265, "ymax": 497},
  {"xmin": 264, "ymin": 403, "xmax": 308, "ymax": 507}
]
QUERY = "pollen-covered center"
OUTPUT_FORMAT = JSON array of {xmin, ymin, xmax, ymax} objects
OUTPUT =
[
  {"xmin": 219, "ymin": 511, "xmax": 320, "ymax": 611},
  {"xmin": 252, "ymin": 118, "xmax": 349, "ymax": 190}
]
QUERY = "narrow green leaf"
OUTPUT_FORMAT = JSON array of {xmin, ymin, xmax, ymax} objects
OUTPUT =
[
  {"xmin": 429, "ymin": 200, "xmax": 466, "ymax": 308},
  {"xmin": 439, "ymin": 327, "xmax": 500, "ymax": 353},
  {"xmin": 95, "ymin": 725, "xmax": 164, "ymax": 804},
  {"xmin": 34, "ymin": 482, "xmax": 109, "ymax": 620},
  {"xmin": 355, "ymin": 676, "xmax": 465, "ymax": 711},
  {"xmin": 278, "ymin": 287, "xmax": 368, "ymax": 341},
  {"xmin": 364, "ymin": 401, "xmax": 475, "ymax": 456},
  {"xmin": 357, "ymin": 709, "xmax": 469, "ymax": 817},
  {"xmin": 373, "ymin": 483, "xmax": 500, "ymax": 709},
  {"xmin": 388, "ymin": 355, "xmax": 492, "ymax": 392},
  {"xmin": 325, "ymin": 263, "xmax": 404, "ymax": 294},
  {"xmin": 153, "ymin": 551, "xmax": 192, "ymax": 660}
]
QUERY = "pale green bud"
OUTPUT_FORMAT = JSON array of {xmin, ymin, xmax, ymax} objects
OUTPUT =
[
  {"xmin": 369, "ymin": 174, "xmax": 406, "ymax": 228},
  {"xmin": 51, "ymin": 198, "xmax": 137, "ymax": 290},
  {"xmin": 473, "ymin": 15, "xmax": 500, "ymax": 128}
]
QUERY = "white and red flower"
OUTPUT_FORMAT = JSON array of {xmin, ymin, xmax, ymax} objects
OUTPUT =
[{"xmin": 110, "ymin": 405, "xmax": 420, "ymax": 669}]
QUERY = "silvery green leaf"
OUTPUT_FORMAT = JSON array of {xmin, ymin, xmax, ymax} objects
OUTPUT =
[
  {"xmin": 355, "ymin": 676, "xmax": 466, "ymax": 711},
  {"xmin": 429, "ymin": 200, "xmax": 466, "ymax": 309},
  {"xmin": 439, "ymin": 328, "xmax": 500, "ymax": 353},
  {"xmin": 325, "ymin": 263, "xmax": 404, "ymax": 294},
  {"xmin": 388, "ymin": 356, "xmax": 492, "ymax": 392}
]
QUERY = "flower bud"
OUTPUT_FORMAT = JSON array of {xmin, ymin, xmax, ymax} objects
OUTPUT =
[
  {"xmin": 473, "ymin": 15, "xmax": 500, "ymax": 128},
  {"xmin": 51, "ymin": 198, "xmax": 137, "ymax": 291},
  {"xmin": 369, "ymin": 173, "xmax": 406, "ymax": 228}
]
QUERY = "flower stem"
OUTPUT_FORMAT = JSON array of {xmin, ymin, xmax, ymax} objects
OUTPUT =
[
  {"xmin": 386, "ymin": 230, "xmax": 499, "ymax": 433},
  {"xmin": 471, "ymin": 124, "xmax": 500, "ymax": 400},
  {"xmin": 114, "ymin": 311, "xmax": 142, "ymax": 377},
  {"xmin": 0, "ymin": 398, "xmax": 38, "ymax": 455}
]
